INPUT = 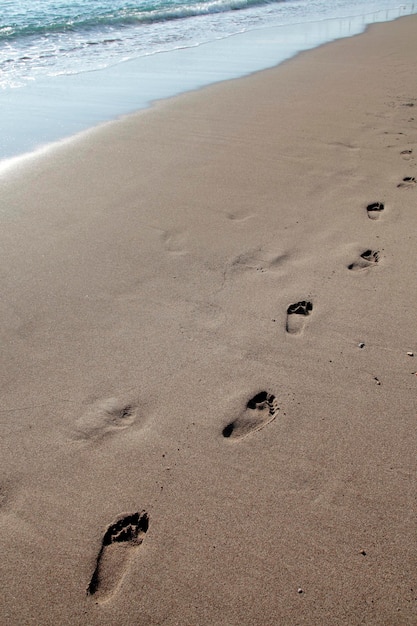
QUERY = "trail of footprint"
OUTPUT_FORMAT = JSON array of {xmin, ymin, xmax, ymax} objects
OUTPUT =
[
  {"xmin": 286, "ymin": 301, "xmax": 313, "ymax": 335},
  {"xmin": 397, "ymin": 176, "xmax": 416, "ymax": 188},
  {"xmin": 222, "ymin": 391, "xmax": 278, "ymax": 441},
  {"xmin": 348, "ymin": 249, "xmax": 380, "ymax": 271},
  {"xmin": 366, "ymin": 202, "xmax": 384, "ymax": 220},
  {"xmin": 73, "ymin": 398, "xmax": 138, "ymax": 441},
  {"xmin": 87, "ymin": 511, "xmax": 149, "ymax": 602}
]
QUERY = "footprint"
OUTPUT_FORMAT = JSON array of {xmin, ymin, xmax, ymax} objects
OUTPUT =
[
  {"xmin": 161, "ymin": 230, "xmax": 188, "ymax": 255},
  {"xmin": 190, "ymin": 301, "xmax": 225, "ymax": 331},
  {"xmin": 231, "ymin": 249, "xmax": 289, "ymax": 275},
  {"xmin": 0, "ymin": 479, "xmax": 17, "ymax": 510},
  {"xmin": 225, "ymin": 211, "xmax": 255, "ymax": 223},
  {"xmin": 286, "ymin": 301, "xmax": 313, "ymax": 335},
  {"xmin": 222, "ymin": 391, "xmax": 278, "ymax": 440},
  {"xmin": 366, "ymin": 202, "xmax": 384, "ymax": 220},
  {"xmin": 400, "ymin": 149, "xmax": 413, "ymax": 161},
  {"xmin": 397, "ymin": 176, "xmax": 416, "ymax": 188},
  {"xmin": 73, "ymin": 398, "xmax": 138, "ymax": 441},
  {"xmin": 87, "ymin": 511, "xmax": 149, "ymax": 602},
  {"xmin": 348, "ymin": 249, "xmax": 380, "ymax": 271}
]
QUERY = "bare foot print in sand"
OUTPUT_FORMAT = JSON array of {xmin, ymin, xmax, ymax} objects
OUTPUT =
[
  {"xmin": 161, "ymin": 229, "xmax": 188, "ymax": 255},
  {"xmin": 397, "ymin": 176, "xmax": 416, "ymax": 188},
  {"xmin": 222, "ymin": 391, "xmax": 278, "ymax": 440},
  {"xmin": 88, "ymin": 511, "xmax": 149, "ymax": 603},
  {"xmin": 400, "ymin": 149, "xmax": 413, "ymax": 161},
  {"xmin": 230, "ymin": 249, "xmax": 290, "ymax": 275},
  {"xmin": 286, "ymin": 301, "xmax": 313, "ymax": 335},
  {"xmin": 73, "ymin": 398, "xmax": 138, "ymax": 441},
  {"xmin": 366, "ymin": 202, "xmax": 384, "ymax": 220},
  {"xmin": 348, "ymin": 249, "xmax": 380, "ymax": 271}
]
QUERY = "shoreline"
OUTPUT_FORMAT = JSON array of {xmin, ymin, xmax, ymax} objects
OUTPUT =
[
  {"xmin": 1, "ymin": 15, "xmax": 416, "ymax": 625},
  {"xmin": 1, "ymin": 3, "xmax": 416, "ymax": 166}
]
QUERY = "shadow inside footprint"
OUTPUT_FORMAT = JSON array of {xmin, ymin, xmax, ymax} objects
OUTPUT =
[
  {"xmin": 88, "ymin": 511, "xmax": 149, "ymax": 602},
  {"xmin": 286, "ymin": 301, "xmax": 313, "ymax": 335},
  {"xmin": 348, "ymin": 249, "xmax": 380, "ymax": 271},
  {"xmin": 397, "ymin": 176, "xmax": 416, "ymax": 188},
  {"xmin": 222, "ymin": 391, "xmax": 278, "ymax": 440},
  {"xmin": 366, "ymin": 202, "xmax": 384, "ymax": 220}
]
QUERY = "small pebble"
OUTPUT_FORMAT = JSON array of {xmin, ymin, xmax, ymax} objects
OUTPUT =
[
  {"xmin": 407, "ymin": 351, "xmax": 414, "ymax": 357},
  {"xmin": 358, "ymin": 342, "xmax": 365, "ymax": 349},
  {"xmin": 360, "ymin": 550, "xmax": 367, "ymax": 556},
  {"xmin": 297, "ymin": 588, "xmax": 303, "ymax": 594}
]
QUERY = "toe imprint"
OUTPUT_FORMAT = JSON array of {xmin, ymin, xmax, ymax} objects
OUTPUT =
[{"xmin": 366, "ymin": 202, "xmax": 384, "ymax": 219}]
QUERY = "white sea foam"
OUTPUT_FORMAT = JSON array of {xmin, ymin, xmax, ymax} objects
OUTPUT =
[{"xmin": 1, "ymin": 0, "xmax": 415, "ymax": 90}]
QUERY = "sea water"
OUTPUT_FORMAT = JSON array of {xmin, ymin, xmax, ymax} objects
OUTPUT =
[{"xmin": 0, "ymin": 0, "xmax": 416, "ymax": 161}]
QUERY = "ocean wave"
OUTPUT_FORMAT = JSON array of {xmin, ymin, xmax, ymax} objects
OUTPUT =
[
  {"xmin": 1, "ymin": 0, "xmax": 414, "ymax": 91},
  {"xmin": 0, "ymin": 0, "xmax": 287, "ymax": 42}
]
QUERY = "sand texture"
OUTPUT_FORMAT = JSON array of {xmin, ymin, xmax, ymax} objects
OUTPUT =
[{"xmin": 1, "ymin": 15, "xmax": 416, "ymax": 626}]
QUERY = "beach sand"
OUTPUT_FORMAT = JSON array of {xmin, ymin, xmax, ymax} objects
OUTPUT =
[{"xmin": 1, "ymin": 15, "xmax": 416, "ymax": 626}]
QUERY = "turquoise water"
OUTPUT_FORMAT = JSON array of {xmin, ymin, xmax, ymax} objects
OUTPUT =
[
  {"xmin": 0, "ymin": 0, "xmax": 416, "ymax": 162},
  {"xmin": 2, "ymin": 0, "xmax": 415, "ymax": 89}
]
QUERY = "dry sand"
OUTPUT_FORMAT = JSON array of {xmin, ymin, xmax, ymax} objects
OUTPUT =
[{"xmin": 1, "ymin": 15, "xmax": 416, "ymax": 626}]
